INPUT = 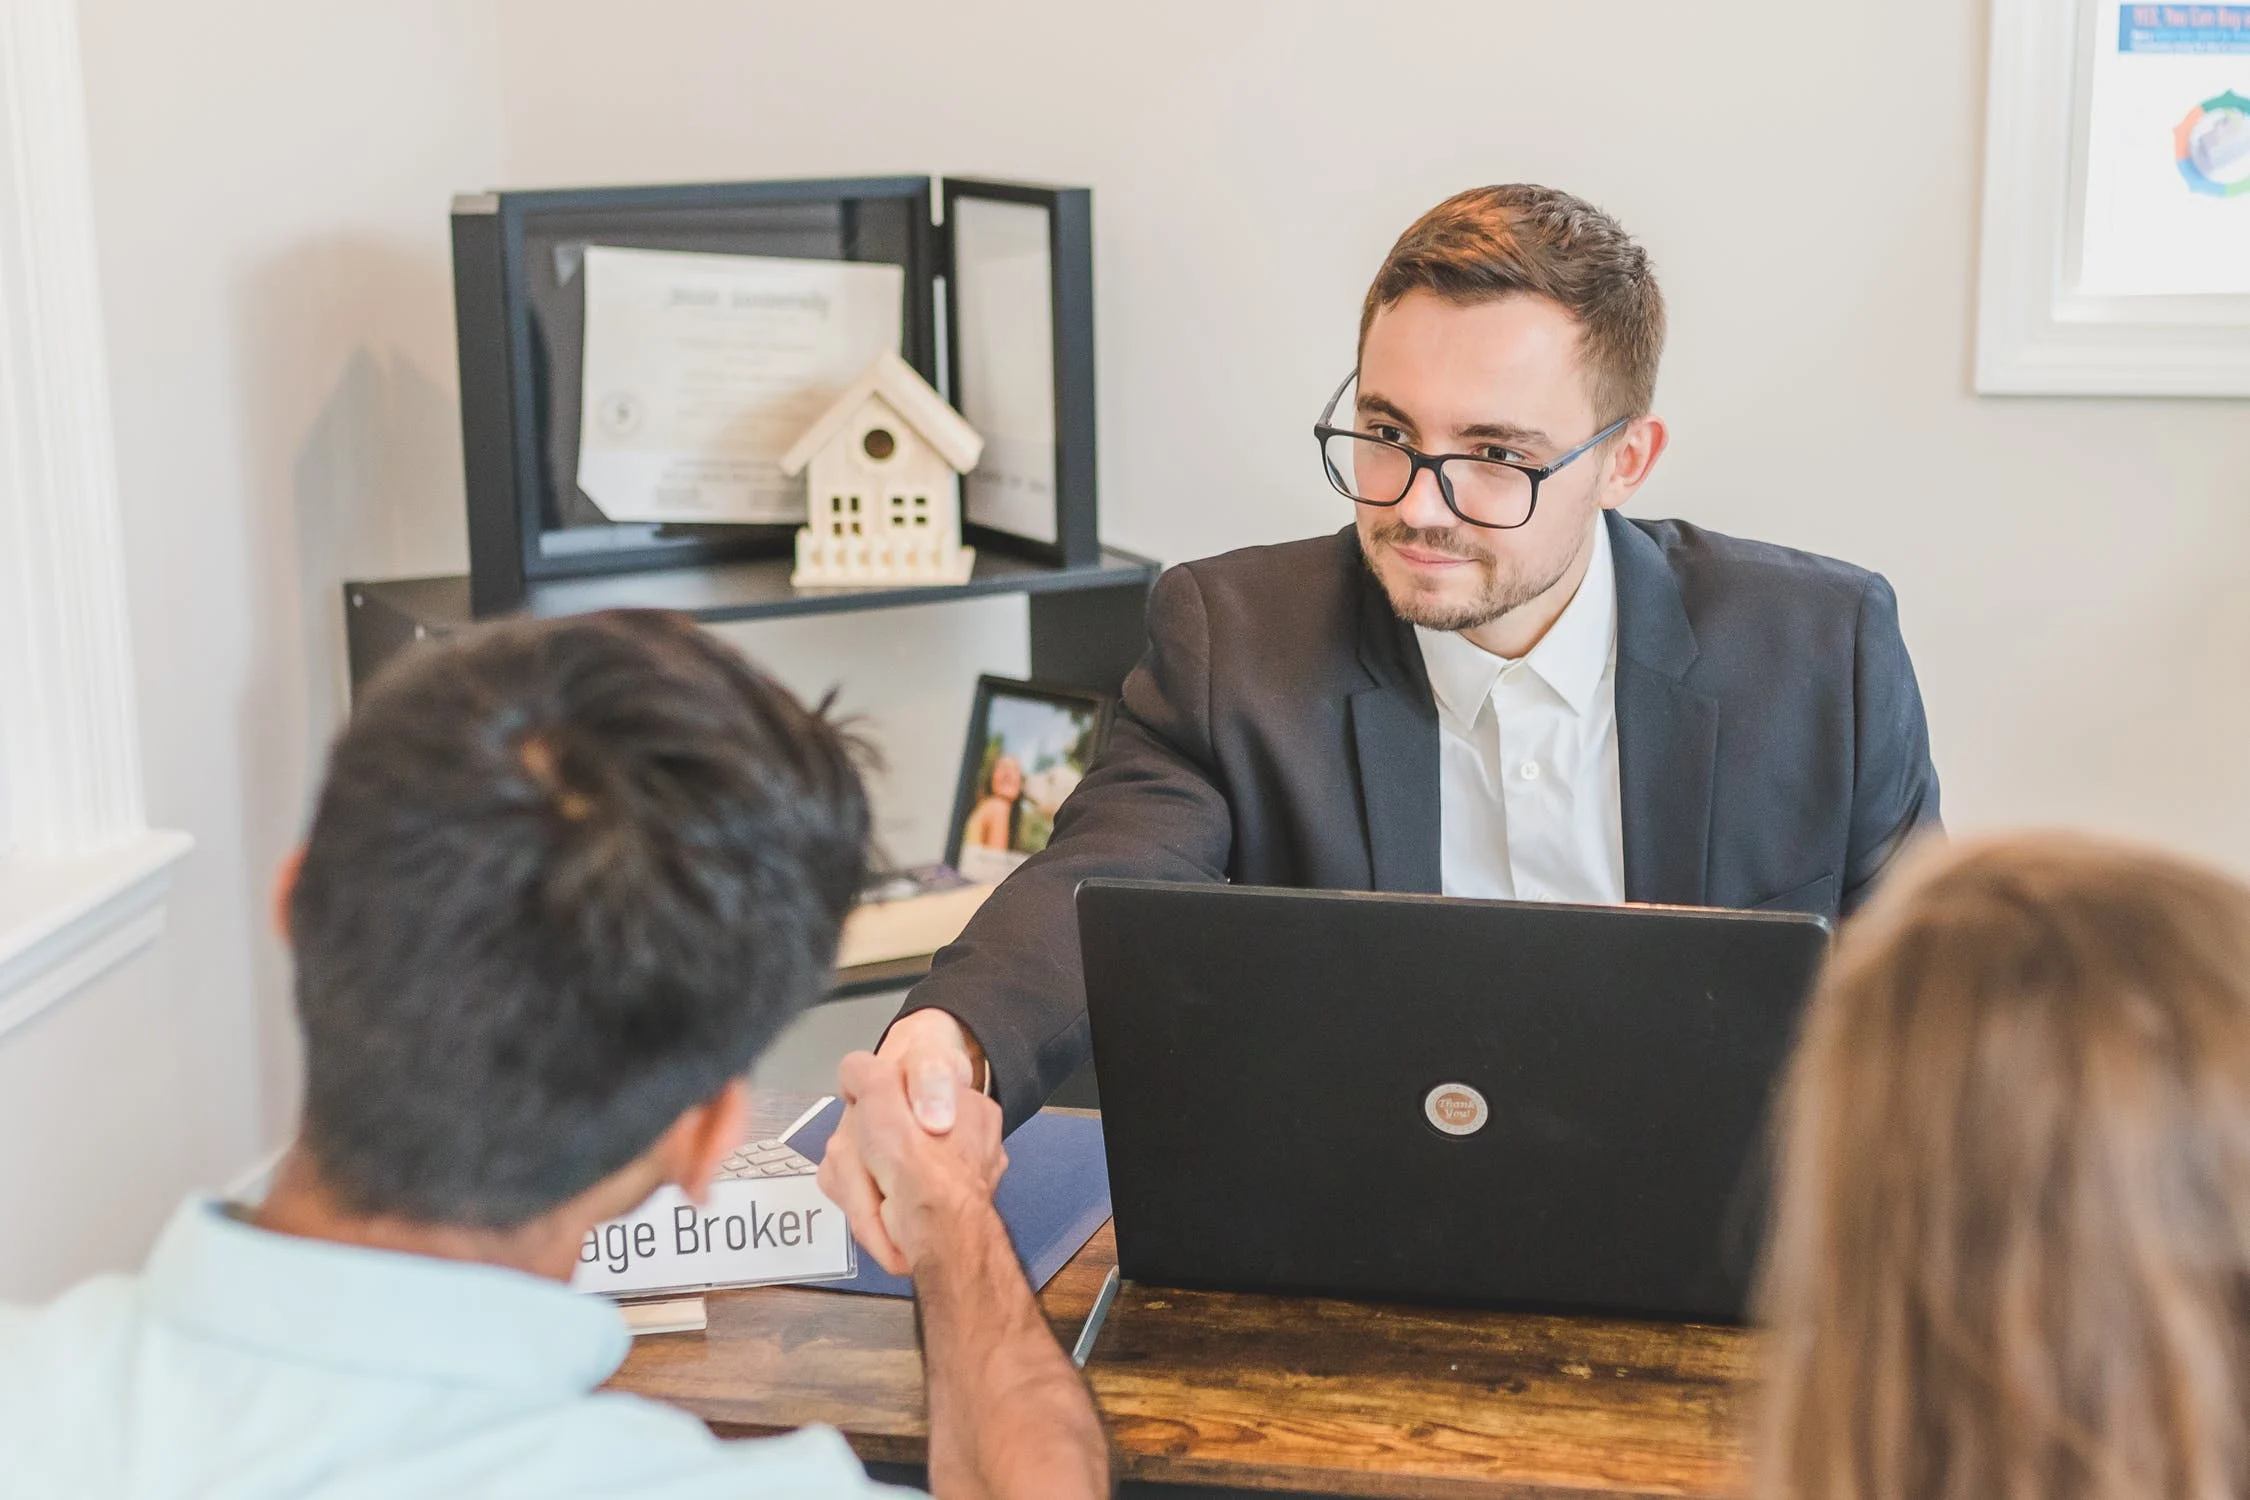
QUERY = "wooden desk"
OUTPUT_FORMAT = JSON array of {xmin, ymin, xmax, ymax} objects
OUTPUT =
[{"xmin": 608, "ymin": 1097, "xmax": 1755, "ymax": 1499}]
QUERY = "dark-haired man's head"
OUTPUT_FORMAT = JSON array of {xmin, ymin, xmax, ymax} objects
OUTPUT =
[
  {"xmin": 1348, "ymin": 184, "xmax": 1670, "ymax": 648},
  {"xmin": 275, "ymin": 610, "xmax": 867, "ymax": 1249}
]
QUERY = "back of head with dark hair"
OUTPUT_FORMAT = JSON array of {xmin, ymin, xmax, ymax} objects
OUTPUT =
[{"xmin": 287, "ymin": 610, "xmax": 869, "ymax": 1229}]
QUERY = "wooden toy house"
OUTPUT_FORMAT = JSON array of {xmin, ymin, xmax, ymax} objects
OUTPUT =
[{"xmin": 782, "ymin": 350, "xmax": 985, "ymax": 587}]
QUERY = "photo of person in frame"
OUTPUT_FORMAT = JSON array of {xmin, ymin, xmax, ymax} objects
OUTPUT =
[
  {"xmin": 962, "ymin": 753, "xmax": 1030, "ymax": 856},
  {"xmin": 953, "ymin": 682, "xmax": 1105, "ymax": 886}
]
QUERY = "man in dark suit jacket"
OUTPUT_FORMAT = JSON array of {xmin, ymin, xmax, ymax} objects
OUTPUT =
[{"xmin": 816, "ymin": 184, "xmax": 1937, "ymax": 1257}]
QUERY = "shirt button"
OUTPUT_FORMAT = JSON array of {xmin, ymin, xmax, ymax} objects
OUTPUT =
[{"xmin": 1519, "ymin": 761, "xmax": 1542, "ymax": 781}]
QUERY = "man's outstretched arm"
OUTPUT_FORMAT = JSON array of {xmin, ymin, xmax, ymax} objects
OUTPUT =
[
  {"xmin": 819, "ymin": 1051, "xmax": 1109, "ymax": 1500},
  {"xmin": 888, "ymin": 561, "xmax": 1238, "ymax": 1133}
]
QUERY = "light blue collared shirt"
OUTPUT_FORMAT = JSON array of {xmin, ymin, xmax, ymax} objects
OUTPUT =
[{"xmin": 0, "ymin": 1197, "xmax": 914, "ymax": 1498}]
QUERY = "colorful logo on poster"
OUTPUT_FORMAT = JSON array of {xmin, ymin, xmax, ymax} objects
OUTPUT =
[{"xmin": 2176, "ymin": 89, "xmax": 2250, "ymax": 194}]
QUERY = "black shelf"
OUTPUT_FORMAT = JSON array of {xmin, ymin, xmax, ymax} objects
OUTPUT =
[
  {"xmin": 530, "ymin": 544, "xmax": 1152, "ymax": 623},
  {"xmin": 344, "ymin": 545, "xmax": 1161, "ymax": 697},
  {"xmin": 346, "ymin": 544, "xmax": 1154, "ymax": 1074},
  {"xmin": 828, "ymin": 954, "xmax": 934, "ymax": 1001}
]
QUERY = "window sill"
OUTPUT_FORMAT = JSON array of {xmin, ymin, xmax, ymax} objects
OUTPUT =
[{"xmin": 0, "ymin": 830, "xmax": 194, "ymax": 1043}]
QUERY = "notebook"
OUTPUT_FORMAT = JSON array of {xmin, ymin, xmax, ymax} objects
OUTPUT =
[{"xmin": 786, "ymin": 1098, "xmax": 1111, "ymax": 1296}]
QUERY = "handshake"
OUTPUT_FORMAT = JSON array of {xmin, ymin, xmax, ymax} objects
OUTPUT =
[
  {"xmin": 814, "ymin": 1010, "xmax": 1110, "ymax": 1500},
  {"xmin": 815, "ymin": 1009, "xmax": 1001, "ymax": 1275}
]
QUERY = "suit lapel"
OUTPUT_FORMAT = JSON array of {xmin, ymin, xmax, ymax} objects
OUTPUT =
[
  {"xmin": 1347, "ymin": 551, "xmax": 1442, "ymax": 894},
  {"xmin": 1608, "ymin": 514, "xmax": 1718, "ymax": 907},
  {"xmin": 1341, "ymin": 518, "xmax": 1718, "ymax": 901},
  {"xmin": 1351, "ymin": 688, "xmax": 1441, "ymax": 892}
]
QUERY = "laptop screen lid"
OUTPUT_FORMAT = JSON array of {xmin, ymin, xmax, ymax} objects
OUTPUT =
[{"xmin": 1077, "ymin": 879, "xmax": 1829, "ymax": 1323}]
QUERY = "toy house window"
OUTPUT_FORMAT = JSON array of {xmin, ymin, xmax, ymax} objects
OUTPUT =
[{"xmin": 862, "ymin": 427, "xmax": 896, "ymax": 461}]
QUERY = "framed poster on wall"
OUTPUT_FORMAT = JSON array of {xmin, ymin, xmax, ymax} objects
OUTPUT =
[{"xmin": 1976, "ymin": 0, "xmax": 2250, "ymax": 394}]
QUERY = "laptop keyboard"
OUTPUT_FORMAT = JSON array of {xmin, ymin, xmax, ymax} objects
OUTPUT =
[{"xmin": 717, "ymin": 1138, "xmax": 818, "ymax": 1180}]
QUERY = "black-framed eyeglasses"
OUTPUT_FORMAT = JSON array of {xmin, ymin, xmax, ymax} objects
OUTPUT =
[{"xmin": 1312, "ymin": 371, "xmax": 1629, "ymax": 530}]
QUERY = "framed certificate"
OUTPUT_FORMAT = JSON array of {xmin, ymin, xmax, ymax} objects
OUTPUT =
[
  {"xmin": 452, "ymin": 177, "xmax": 940, "ymax": 614},
  {"xmin": 451, "ymin": 174, "xmax": 1103, "ymax": 616}
]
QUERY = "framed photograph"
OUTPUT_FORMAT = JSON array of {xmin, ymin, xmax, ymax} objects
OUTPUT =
[
  {"xmin": 945, "ymin": 676, "xmax": 1112, "ymax": 884},
  {"xmin": 1975, "ymin": 0, "xmax": 2250, "ymax": 395},
  {"xmin": 942, "ymin": 179, "xmax": 1100, "ymax": 568}
]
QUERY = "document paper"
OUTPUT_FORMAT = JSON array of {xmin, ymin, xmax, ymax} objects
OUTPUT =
[
  {"xmin": 2080, "ymin": 3, "xmax": 2250, "ymax": 297},
  {"xmin": 576, "ymin": 247, "xmax": 905, "ymax": 525}
]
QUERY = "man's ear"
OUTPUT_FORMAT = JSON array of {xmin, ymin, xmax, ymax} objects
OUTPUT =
[
  {"xmin": 272, "ymin": 847, "xmax": 305, "ymax": 944},
  {"xmin": 658, "ymin": 1078, "xmax": 751, "ymax": 1207},
  {"xmin": 1597, "ymin": 414, "xmax": 1669, "ymax": 510}
]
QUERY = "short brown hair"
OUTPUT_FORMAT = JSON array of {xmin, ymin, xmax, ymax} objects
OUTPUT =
[
  {"xmin": 1758, "ymin": 832, "xmax": 2250, "ymax": 1500},
  {"xmin": 1359, "ymin": 185, "xmax": 1666, "ymax": 424}
]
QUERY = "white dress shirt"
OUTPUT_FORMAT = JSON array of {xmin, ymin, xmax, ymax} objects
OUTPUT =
[{"xmin": 1414, "ymin": 518, "xmax": 1625, "ymax": 905}]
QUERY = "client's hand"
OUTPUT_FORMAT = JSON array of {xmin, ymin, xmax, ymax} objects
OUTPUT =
[
  {"xmin": 819, "ymin": 1010, "xmax": 985, "ymax": 1270},
  {"xmin": 818, "ymin": 1049, "xmax": 1008, "ymax": 1275}
]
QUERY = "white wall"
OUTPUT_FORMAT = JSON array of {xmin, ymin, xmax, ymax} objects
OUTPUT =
[
  {"xmin": 0, "ymin": 0, "xmax": 504, "ymax": 1296},
  {"xmin": 9, "ymin": 0, "xmax": 2249, "ymax": 1292},
  {"xmin": 494, "ymin": 0, "xmax": 2250, "ymax": 862},
  {"xmin": 0, "ymin": 941, "xmax": 186, "ymax": 1298}
]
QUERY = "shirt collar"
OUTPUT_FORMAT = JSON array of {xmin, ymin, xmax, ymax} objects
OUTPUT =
[
  {"xmin": 142, "ymin": 1197, "xmax": 630, "ymax": 1394},
  {"xmin": 1414, "ymin": 516, "xmax": 1618, "ymax": 722}
]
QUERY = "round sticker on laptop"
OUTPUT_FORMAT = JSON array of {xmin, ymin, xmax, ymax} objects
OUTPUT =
[{"xmin": 1424, "ymin": 1082, "xmax": 1489, "ymax": 1137}]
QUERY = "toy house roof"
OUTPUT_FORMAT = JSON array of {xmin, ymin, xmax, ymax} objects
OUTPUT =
[{"xmin": 780, "ymin": 350, "xmax": 986, "ymax": 477}]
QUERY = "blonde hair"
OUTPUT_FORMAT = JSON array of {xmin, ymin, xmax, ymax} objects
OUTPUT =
[{"xmin": 1758, "ymin": 832, "xmax": 2250, "ymax": 1500}]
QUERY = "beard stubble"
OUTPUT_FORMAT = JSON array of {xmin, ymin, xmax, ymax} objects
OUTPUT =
[{"xmin": 1360, "ymin": 518, "xmax": 1580, "ymax": 634}]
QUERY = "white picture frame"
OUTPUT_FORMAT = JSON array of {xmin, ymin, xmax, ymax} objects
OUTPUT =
[{"xmin": 1975, "ymin": 0, "xmax": 2250, "ymax": 396}]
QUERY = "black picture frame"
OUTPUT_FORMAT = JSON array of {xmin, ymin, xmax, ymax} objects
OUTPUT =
[
  {"xmin": 944, "ymin": 675, "xmax": 1114, "ymax": 874},
  {"xmin": 451, "ymin": 176, "xmax": 940, "ymax": 617},
  {"xmin": 942, "ymin": 179, "xmax": 1099, "ymax": 570},
  {"xmin": 452, "ymin": 174, "xmax": 1100, "ymax": 617}
]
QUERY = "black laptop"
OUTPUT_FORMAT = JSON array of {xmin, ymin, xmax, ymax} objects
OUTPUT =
[{"xmin": 1077, "ymin": 879, "xmax": 1830, "ymax": 1323}]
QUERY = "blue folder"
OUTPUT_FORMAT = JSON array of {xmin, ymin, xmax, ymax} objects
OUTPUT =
[{"xmin": 788, "ymin": 1099, "xmax": 1110, "ymax": 1296}]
